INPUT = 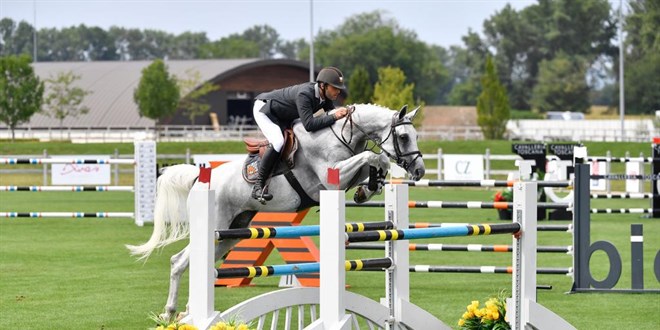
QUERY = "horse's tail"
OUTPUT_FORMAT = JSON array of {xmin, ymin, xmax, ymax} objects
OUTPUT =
[{"xmin": 125, "ymin": 164, "xmax": 200, "ymax": 261}]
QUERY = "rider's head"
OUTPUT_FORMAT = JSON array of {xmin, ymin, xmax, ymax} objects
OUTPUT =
[{"xmin": 316, "ymin": 67, "xmax": 345, "ymax": 101}]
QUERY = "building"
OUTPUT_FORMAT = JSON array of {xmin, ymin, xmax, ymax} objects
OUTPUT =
[{"xmin": 24, "ymin": 59, "xmax": 317, "ymax": 128}]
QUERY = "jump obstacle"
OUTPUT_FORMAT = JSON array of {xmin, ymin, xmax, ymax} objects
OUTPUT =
[
  {"xmin": 0, "ymin": 140, "xmax": 156, "ymax": 226},
  {"xmin": 215, "ymin": 148, "xmax": 659, "ymax": 296},
  {"xmin": 182, "ymin": 181, "xmax": 575, "ymax": 329}
]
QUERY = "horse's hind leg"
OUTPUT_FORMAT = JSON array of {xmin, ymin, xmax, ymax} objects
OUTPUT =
[{"xmin": 163, "ymin": 245, "xmax": 190, "ymax": 319}]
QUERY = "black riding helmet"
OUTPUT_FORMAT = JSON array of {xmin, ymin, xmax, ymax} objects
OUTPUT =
[{"xmin": 316, "ymin": 67, "xmax": 345, "ymax": 90}]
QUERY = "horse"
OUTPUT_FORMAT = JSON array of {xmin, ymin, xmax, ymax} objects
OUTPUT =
[{"xmin": 125, "ymin": 103, "xmax": 426, "ymax": 319}]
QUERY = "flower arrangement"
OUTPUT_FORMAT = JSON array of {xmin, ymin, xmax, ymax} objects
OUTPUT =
[
  {"xmin": 149, "ymin": 313, "xmax": 255, "ymax": 330},
  {"xmin": 457, "ymin": 292, "xmax": 510, "ymax": 330},
  {"xmin": 493, "ymin": 189, "xmax": 513, "ymax": 202},
  {"xmin": 209, "ymin": 320, "xmax": 254, "ymax": 330}
]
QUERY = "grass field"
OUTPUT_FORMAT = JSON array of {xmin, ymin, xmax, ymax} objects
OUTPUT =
[{"xmin": 1, "ymin": 140, "xmax": 660, "ymax": 329}]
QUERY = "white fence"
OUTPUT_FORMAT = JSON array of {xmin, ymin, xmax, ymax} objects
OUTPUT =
[
  {"xmin": 4, "ymin": 120, "xmax": 657, "ymax": 142},
  {"xmin": 0, "ymin": 125, "xmax": 262, "ymax": 143}
]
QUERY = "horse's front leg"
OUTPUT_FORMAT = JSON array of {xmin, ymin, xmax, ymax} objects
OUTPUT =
[
  {"xmin": 163, "ymin": 245, "xmax": 190, "ymax": 320},
  {"xmin": 332, "ymin": 151, "xmax": 389, "ymax": 189},
  {"xmin": 180, "ymin": 238, "xmax": 241, "ymax": 317}
]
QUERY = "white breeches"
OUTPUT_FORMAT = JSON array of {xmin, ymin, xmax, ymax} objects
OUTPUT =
[{"xmin": 253, "ymin": 100, "xmax": 284, "ymax": 152}]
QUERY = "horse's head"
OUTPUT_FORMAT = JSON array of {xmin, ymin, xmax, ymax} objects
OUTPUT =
[{"xmin": 381, "ymin": 105, "xmax": 425, "ymax": 181}]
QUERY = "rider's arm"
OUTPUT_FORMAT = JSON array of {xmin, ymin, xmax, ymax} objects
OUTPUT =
[{"xmin": 296, "ymin": 93, "xmax": 337, "ymax": 132}]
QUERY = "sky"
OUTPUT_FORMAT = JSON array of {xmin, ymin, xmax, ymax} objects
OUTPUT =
[{"xmin": 1, "ymin": 0, "xmax": 538, "ymax": 49}]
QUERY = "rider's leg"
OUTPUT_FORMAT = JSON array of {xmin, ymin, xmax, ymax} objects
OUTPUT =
[
  {"xmin": 252, "ymin": 102, "xmax": 284, "ymax": 203},
  {"xmin": 251, "ymin": 146, "xmax": 280, "ymax": 202}
]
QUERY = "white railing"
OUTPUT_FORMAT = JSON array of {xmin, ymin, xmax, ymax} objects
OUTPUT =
[
  {"xmin": 0, "ymin": 125, "xmax": 262, "ymax": 143},
  {"xmin": 2, "ymin": 121, "xmax": 658, "ymax": 142}
]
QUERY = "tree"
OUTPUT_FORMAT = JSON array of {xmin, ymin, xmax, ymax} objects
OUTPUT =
[
  {"xmin": 133, "ymin": 59, "xmax": 180, "ymax": 134},
  {"xmin": 372, "ymin": 66, "xmax": 424, "ymax": 127},
  {"xmin": 345, "ymin": 65, "xmax": 372, "ymax": 104},
  {"xmin": 43, "ymin": 71, "xmax": 92, "ymax": 129},
  {"xmin": 460, "ymin": 0, "xmax": 617, "ymax": 110},
  {"xmin": 447, "ymin": 31, "xmax": 489, "ymax": 106},
  {"xmin": 177, "ymin": 69, "xmax": 220, "ymax": 125},
  {"xmin": 309, "ymin": 11, "xmax": 447, "ymax": 104},
  {"xmin": 241, "ymin": 25, "xmax": 280, "ymax": 58},
  {"xmin": 198, "ymin": 36, "xmax": 259, "ymax": 59},
  {"xmin": 476, "ymin": 56, "xmax": 510, "ymax": 140},
  {"xmin": 0, "ymin": 55, "xmax": 44, "ymax": 141},
  {"xmin": 531, "ymin": 53, "xmax": 590, "ymax": 114},
  {"xmin": 0, "ymin": 19, "xmax": 35, "ymax": 58},
  {"xmin": 623, "ymin": 0, "xmax": 660, "ymax": 114}
]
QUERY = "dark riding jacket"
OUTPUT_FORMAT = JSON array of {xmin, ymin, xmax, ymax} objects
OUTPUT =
[{"xmin": 256, "ymin": 82, "xmax": 337, "ymax": 131}]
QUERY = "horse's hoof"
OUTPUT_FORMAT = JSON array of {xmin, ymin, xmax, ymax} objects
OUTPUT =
[{"xmin": 175, "ymin": 311, "xmax": 188, "ymax": 322}]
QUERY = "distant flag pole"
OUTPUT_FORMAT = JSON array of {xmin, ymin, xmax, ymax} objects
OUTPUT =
[
  {"xmin": 309, "ymin": 0, "xmax": 315, "ymax": 82},
  {"xmin": 198, "ymin": 166, "xmax": 212, "ymax": 188},
  {"xmin": 327, "ymin": 168, "xmax": 340, "ymax": 190}
]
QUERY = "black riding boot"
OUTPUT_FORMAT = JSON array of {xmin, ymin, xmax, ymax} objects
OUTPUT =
[{"xmin": 251, "ymin": 147, "xmax": 280, "ymax": 204}]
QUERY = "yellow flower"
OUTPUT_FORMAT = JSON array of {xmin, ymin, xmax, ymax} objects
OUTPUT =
[
  {"xmin": 458, "ymin": 318, "xmax": 465, "ymax": 326},
  {"xmin": 178, "ymin": 325, "xmax": 198, "ymax": 330},
  {"xmin": 474, "ymin": 307, "xmax": 486, "ymax": 318},
  {"xmin": 467, "ymin": 300, "xmax": 479, "ymax": 312},
  {"xmin": 210, "ymin": 323, "xmax": 227, "ymax": 330},
  {"xmin": 492, "ymin": 310, "xmax": 500, "ymax": 320},
  {"xmin": 236, "ymin": 325, "xmax": 249, "ymax": 330}
]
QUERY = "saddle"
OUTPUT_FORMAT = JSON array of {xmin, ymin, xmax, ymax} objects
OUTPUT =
[{"xmin": 242, "ymin": 128, "xmax": 299, "ymax": 183}]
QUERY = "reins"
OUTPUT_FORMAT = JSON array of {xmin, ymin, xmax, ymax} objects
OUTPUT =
[{"xmin": 330, "ymin": 105, "xmax": 422, "ymax": 172}]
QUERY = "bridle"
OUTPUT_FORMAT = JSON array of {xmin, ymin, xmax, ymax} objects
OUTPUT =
[{"xmin": 331, "ymin": 106, "xmax": 423, "ymax": 172}]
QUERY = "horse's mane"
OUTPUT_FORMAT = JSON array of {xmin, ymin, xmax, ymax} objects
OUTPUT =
[{"xmin": 352, "ymin": 103, "xmax": 394, "ymax": 113}]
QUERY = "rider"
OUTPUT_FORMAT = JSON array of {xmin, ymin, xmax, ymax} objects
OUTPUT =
[{"xmin": 251, "ymin": 66, "xmax": 350, "ymax": 203}]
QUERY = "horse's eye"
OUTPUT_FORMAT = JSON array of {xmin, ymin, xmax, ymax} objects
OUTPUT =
[{"xmin": 400, "ymin": 134, "xmax": 409, "ymax": 142}]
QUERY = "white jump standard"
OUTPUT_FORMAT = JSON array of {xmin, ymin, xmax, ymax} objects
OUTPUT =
[{"xmin": 183, "ymin": 182, "xmax": 575, "ymax": 329}]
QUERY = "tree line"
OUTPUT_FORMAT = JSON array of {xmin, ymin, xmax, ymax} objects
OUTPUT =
[{"xmin": 1, "ymin": 1, "xmax": 658, "ymax": 124}]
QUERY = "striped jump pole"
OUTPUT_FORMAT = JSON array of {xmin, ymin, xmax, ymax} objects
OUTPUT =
[
  {"xmin": 0, "ymin": 185, "xmax": 134, "ymax": 192},
  {"xmin": 387, "ymin": 178, "xmax": 571, "ymax": 188},
  {"xmin": 590, "ymin": 192, "xmax": 654, "ymax": 199},
  {"xmin": 586, "ymin": 156, "xmax": 656, "ymax": 163},
  {"xmin": 408, "ymin": 265, "xmax": 572, "ymax": 275},
  {"xmin": 590, "ymin": 208, "xmax": 659, "ymax": 214},
  {"xmin": 215, "ymin": 258, "xmax": 393, "ymax": 279},
  {"xmin": 215, "ymin": 221, "xmax": 393, "ymax": 240},
  {"xmin": 347, "ymin": 242, "xmax": 572, "ymax": 254},
  {"xmin": 409, "ymin": 222, "xmax": 572, "ymax": 232},
  {"xmin": 0, "ymin": 212, "xmax": 134, "ymax": 218},
  {"xmin": 0, "ymin": 140, "xmax": 156, "ymax": 227},
  {"xmin": 0, "ymin": 158, "xmax": 135, "ymax": 164},
  {"xmin": 346, "ymin": 200, "xmax": 570, "ymax": 209},
  {"xmin": 345, "ymin": 223, "xmax": 521, "ymax": 243}
]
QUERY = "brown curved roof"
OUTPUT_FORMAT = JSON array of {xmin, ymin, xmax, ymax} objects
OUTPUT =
[{"xmin": 24, "ymin": 59, "xmax": 311, "ymax": 128}]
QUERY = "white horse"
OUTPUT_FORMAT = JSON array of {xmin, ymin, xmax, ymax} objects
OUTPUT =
[{"xmin": 126, "ymin": 103, "xmax": 425, "ymax": 318}]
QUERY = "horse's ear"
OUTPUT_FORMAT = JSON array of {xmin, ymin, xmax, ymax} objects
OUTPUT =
[
  {"xmin": 405, "ymin": 106, "xmax": 420, "ymax": 121},
  {"xmin": 398, "ymin": 105, "xmax": 408, "ymax": 120}
]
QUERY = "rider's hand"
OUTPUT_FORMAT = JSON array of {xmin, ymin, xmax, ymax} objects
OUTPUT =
[{"xmin": 334, "ymin": 107, "xmax": 348, "ymax": 120}]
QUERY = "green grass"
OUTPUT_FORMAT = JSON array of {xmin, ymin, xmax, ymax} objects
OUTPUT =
[
  {"xmin": 1, "ymin": 141, "xmax": 660, "ymax": 329},
  {"xmin": 1, "ymin": 189, "xmax": 659, "ymax": 329}
]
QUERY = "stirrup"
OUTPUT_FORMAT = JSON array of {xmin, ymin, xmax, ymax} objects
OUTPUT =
[{"xmin": 252, "ymin": 185, "xmax": 272, "ymax": 204}]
